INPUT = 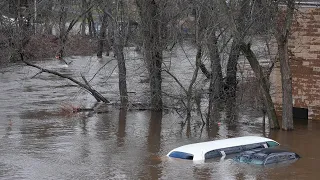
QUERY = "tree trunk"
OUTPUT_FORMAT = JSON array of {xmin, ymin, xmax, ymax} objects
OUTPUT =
[
  {"xmin": 207, "ymin": 32, "xmax": 222, "ymax": 125},
  {"xmin": 224, "ymin": 0, "xmax": 249, "ymax": 100},
  {"xmin": 57, "ymin": 1, "xmax": 93, "ymax": 58},
  {"xmin": 58, "ymin": 0, "xmax": 67, "ymax": 58},
  {"xmin": 225, "ymin": 40, "xmax": 240, "ymax": 99},
  {"xmin": 87, "ymin": 16, "xmax": 92, "ymax": 37},
  {"xmin": 44, "ymin": 1, "xmax": 53, "ymax": 35},
  {"xmin": 225, "ymin": 40, "xmax": 240, "ymax": 124},
  {"xmin": 114, "ymin": 26, "xmax": 128, "ymax": 108},
  {"xmin": 186, "ymin": 46, "xmax": 201, "ymax": 120},
  {"xmin": 136, "ymin": 0, "xmax": 163, "ymax": 111},
  {"xmin": 80, "ymin": 0, "xmax": 87, "ymax": 36},
  {"xmin": 278, "ymin": 37, "xmax": 293, "ymax": 130},
  {"xmin": 240, "ymin": 42, "xmax": 280, "ymax": 129},
  {"xmin": 87, "ymin": 11, "xmax": 96, "ymax": 37},
  {"xmin": 97, "ymin": 10, "xmax": 108, "ymax": 58},
  {"xmin": 274, "ymin": 0, "xmax": 295, "ymax": 130},
  {"xmin": 81, "ymin": 18, "xmax": 86, "ymax": 36}
]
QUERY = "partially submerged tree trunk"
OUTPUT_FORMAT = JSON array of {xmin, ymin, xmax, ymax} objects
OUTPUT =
[
  {"xmin": 219, "ymin": 0, "xmax": 250, "ymax": 124},
  {"xmin": 186, "ymin": 46, "xmax": 201, "ymax": 120},
  {"xmin": 136, "ymin": 0, "xmax": 163, "ymax": 111},
  {"xmin": 240, "ymin": 42, "xmax": 280, "ymax": 129},
  {"xmin": 273, "ymin": 0, "xmax": 295, "ymax": 130},
  {"xmin": 183, "ymin": 4, "xmax": 206, "ymax": 122},
  {"xmin": 277, "ymin": 37, "xmax": 293, "ymax": 130},
  {"xmin": 207, "ymin": 32, "xmax": 223, "ymax": 125},
  {"xmin": 113, "ymin": 0, "xmax": 128, "ymax": 108},
  {"xmin": 115, "ymin": 42, "xmax": 129, "ymax": 107}
]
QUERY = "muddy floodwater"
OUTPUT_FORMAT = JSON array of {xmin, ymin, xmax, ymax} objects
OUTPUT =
[{"xmin": 0, "ymin": 51, "xmax": 319, "ymax": 179}]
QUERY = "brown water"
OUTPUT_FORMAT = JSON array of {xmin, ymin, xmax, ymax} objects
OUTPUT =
[{"xmin": 0, "ymin": 51, "xmax": 319, "ymax": 179}]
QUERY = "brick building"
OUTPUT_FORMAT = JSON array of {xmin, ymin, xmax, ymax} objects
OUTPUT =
[{"xmin": 271, "ymin": 1, "xmax": 320, "ymax": 120}]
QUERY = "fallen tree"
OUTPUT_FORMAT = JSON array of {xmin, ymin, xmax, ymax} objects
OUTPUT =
[{"xmin": 20, "ymin": 53, "xmax": 110, "ymax": 103}]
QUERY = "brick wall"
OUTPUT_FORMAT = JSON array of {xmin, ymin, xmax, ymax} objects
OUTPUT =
[{"xmin": 271, "ymin": 6, "xmax": 320, "ymax": 120}]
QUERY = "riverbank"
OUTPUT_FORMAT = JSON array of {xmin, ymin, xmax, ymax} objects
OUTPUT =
[{"xmin": 0, "ymin": 34, "xmax": 98, "ymax": 64}]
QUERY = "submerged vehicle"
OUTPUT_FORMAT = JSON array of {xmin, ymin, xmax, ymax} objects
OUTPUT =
[
  {"xmin": 167, "ymin": 136, "xmax": 279, "ymax": 161},
  {"xmin": 233, "ymin": 148, "xmax": 300, "ymax": 165}
]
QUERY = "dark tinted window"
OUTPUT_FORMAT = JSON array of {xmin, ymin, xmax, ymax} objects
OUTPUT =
[
  {"xmin": 223, "ymin": 146, "xmax": 244, "ymax": 155},
  {"xmin": 205, "ymin": 146, "xmax": 244, "ymax": 160},
  {"xmin": 205, "ymin": 142, "xmax": 270, "ymax": 160},
  {"xmin": 169, "ymin": 151, "xmax": 193, "ymax": 160},
  {"xmin": 243, "ymin": 143, "xmax": 267, "ymax": 151},
  {"xmin": 223, "ymin": 142, "xmax": 268, "ymax": 155},
  {"xmin": 205, "ymin": 150, "xmax": 221, "ymax": 159}
]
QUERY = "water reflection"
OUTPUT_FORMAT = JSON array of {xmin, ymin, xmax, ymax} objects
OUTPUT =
[
  {"xmin": 1, "ymin": 57, "xmax": 320, "ymax": 179},
  {"xmin": 141, "ymin": 111, "xmax": 163, "ymax": 180},
  {"xmin": 95, "ymin": 111, "xmax": 115, "ymax": 140},
  {"xmin": 117, "ymin": 109, "xmax": 127, "ymax": 147}
]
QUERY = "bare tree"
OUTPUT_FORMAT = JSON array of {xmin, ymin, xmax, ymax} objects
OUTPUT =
[
  {"xmin": 217, "ymin": 0, "xmax": 281, "ymax": 127},
  {"xmin": 240, "ymin": 43, "xmax": 280, "ymax": 129},
  {"xmin": 97, "ymin": 8, "xmax": 108, "ymax": 58},
  {"xmin": 136, "ymin": 0, "xmax": 163, "ymax": 111},
  {"xmin": 80, "ymin": 0, "xmax": 87, "ymax": 36},
  {"xmin": 272, "ymin": 0, "xmax": 295, "ymax": 130},
  {"xmin": 56, "ymin": 0, "xmax": 93, "ymax": 59},
  {"xmin": 86, "ymin": 0, "xmax": 96, "ymax": 37},
  {"xmin": 113, "ymin": 0, "xmax": 128, "ymax": 107},
  {"xmin": 201, "ymin": 1, "xmax": 224, "ymax": 125},
  {"xmin": 224, "ymin": 0, "xmax": 250, "ymax": 103}
]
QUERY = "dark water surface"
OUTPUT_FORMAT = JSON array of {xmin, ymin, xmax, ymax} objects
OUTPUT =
[{"xmin": 0, "ymin": 54, "xmax": 319, "ymax": 180}]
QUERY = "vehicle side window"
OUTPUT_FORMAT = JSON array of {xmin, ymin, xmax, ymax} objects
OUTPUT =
[
  {"xmin": 205, "ymin": 150, "xmax": 221, "ymax": 159},
  {"xmin": 242, "ymin": 143, "xmax": 266, "ymax": 151},
  {"xmin": 169, "ymin": 151, "xmax": 193, "ymax": 160},
  {"xmin": 222, "ymin": 146, "xmax": 244, "ymax": 155},
  {"xmin": 205, "ymin": 145, "xmax": 245, "ymax": 159},
  {"xmin": 267, "ymin": 141, "xmax": 279, "ymax": 147}
]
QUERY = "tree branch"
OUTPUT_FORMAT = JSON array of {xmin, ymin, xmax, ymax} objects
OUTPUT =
[{"xmin": 162, "ymin": 69, "xmax": 187, "ymax": 94}]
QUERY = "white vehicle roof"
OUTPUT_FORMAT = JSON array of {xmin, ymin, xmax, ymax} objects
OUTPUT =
[{"xmin": 167, "ymin": 136, "xmax": 279, "ymax": 161}]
